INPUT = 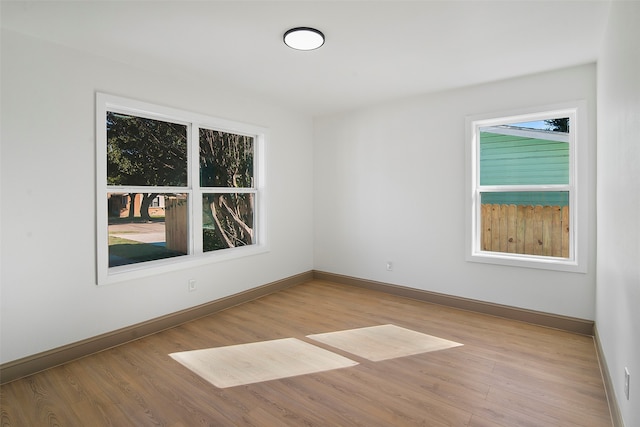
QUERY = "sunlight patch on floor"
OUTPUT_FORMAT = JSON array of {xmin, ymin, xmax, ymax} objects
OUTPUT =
[
  {"xmin": 170, "ymin": 325, "xmax": 462, "ymax": 388},
  {"xmin": 170, "ymin": 337, "xmax": 358, "ymax": 388},
  {"xmin": 307, "ymin": 324, "xmax": 463, "ymax": 361}
]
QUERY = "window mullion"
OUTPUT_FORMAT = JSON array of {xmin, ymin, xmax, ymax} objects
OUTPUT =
[
  {"xmin": 191, "ymin": 125, "xmax": 203, "ymax": 255},
  {"xmin": 106, "ymin": 186, "xmax": 189, "ymax": 193},
  {"xmin": 478, "ymin": 184, "xmax": 571, "ymax": 192},
  {"xmin": 202, "ymin": 187, "xmax": 256, "ymax": 193}
]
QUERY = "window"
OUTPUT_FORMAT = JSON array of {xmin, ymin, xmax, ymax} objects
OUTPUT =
[
  {"xmin": 466, "ymin": 102, "xmax": 587, "ymax": 272},
  {"xmin": 96, "ymin": 93, "xmax": 267, "ymax": 284}
]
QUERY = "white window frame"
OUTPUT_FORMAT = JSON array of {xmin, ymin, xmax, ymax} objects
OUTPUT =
[
  {"xmin": 96, "ymin": 93, "xmax": 268, "ymax": 285},
  {"xmin": 465, "ymin": 101, "xmax": 587, "ymax": 273}
]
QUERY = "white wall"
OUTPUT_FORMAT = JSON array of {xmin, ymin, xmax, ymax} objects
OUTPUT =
[
  {"xmin": 596, "ymin": 1, "xmax": 640, "ymax": 425},
  {"xmin": 0, "ymin": 30, "xmax": 314, "ymax": 364},
  {"xmin": 314, "ymin": 64, "xmax": 597, "ymax": 320}
]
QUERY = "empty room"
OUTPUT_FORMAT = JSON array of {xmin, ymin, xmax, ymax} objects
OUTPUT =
[{"xmin": 1, "ymin": 1, "xmax": 638, "ymax": 426}]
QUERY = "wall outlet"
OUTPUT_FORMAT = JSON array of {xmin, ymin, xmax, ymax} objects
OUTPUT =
[
  {"xmin": 625, "ymin": 367, "xmax": 630, "ymax": 400},
  {"xmin": 188, "ymin": 279, "xmax": 197, "ymax": 292},
  {"xmin": 386, "ymin": 261, "xmax": 393, "ymax": 271}
]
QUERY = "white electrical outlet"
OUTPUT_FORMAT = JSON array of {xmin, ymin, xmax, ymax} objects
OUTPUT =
[
  {"xmin": 386, "ymin": 261, "xmax": 393, "ymax": 271},
  {"xmin": 625, "ymin": 367, "xmax": 630, "ymax": 400},
  {"xmin": 188, "ymin": 279, "xmax": 197, "ymax": 292}
]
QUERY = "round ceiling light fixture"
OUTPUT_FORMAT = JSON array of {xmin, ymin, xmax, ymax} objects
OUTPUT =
[{"xmin": 283, "ymin": 27, "xmax": 325, "ymax": 51}]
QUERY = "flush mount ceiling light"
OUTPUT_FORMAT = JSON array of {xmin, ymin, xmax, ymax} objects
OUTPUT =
[{"xmin": 283, "ymin": 27, "xmax": 325, "ymax": 51}]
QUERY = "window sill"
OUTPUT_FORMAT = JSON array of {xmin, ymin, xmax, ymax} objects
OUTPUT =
[
  {"xmin": 98, "ymin": 244, "xmax": 270, "ymax": 286},
  {"xmin": 466, "ymin": 251, "xmax": 586, "ymax": 273}
]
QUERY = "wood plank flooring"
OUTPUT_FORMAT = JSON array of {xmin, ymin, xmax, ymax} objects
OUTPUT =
[{"xmin": 0, "ymin": 280, "xmax": 612, "ymax": 426}]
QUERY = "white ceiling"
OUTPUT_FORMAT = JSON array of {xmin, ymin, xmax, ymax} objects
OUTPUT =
[{"xmin": 1, "ymin": 1, "xmax": 611, "ymax": 116}]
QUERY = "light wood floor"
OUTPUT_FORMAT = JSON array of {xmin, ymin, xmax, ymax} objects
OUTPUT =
[{"xmin": 0, "ymin": 280, "xmax": 612, "ymax": 426}]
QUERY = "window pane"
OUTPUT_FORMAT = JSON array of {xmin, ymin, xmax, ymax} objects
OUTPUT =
[
  {"xmin": 107, "ymin": 112, "xmax": 188, "ymax": 186},
  {"xmin": 479, "ymin": 118, "xmax": 569, "ymax": 186},
  {"xmin": 480, "ymin": 192, "xmax": 569, "ymax": 258},
  {"xmin": 199, "ymin": 129, "xmax": 254, "ymax": 188},
  {"xmin": 202, "ymin": 193, "xmax": 254, "ymax": 252},
  {"xmin": 108, "ymin": 193, "xmax": 188, "ymax": 267}
]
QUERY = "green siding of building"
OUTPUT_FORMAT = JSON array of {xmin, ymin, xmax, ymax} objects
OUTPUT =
[{"xmin": 479, "ymin": 131, "xmax": 569, "ymax": 206}]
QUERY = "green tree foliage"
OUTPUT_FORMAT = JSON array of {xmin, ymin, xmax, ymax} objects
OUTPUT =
[
  {"xmin": 200, "ymin": 129, "xmax": 254, "ymax": 250},
  {"xmin": 106, "ymin": 112, "xmax": 188, "ymax": 220},
  {"xmin": 545, "ymin": 117, "xmax": 570, "ymax": 133},
  {"xmin": 106, "ymin": 114, "xmax": 256, "ymax": 247}
]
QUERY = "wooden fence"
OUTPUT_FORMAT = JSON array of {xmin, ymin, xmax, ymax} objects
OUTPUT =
[
  {"xmin": 165, "ymin": 196, "xmax": 188, "ymax": 254},
  {"xmin": 481, "ymin": 204, "xmax": 569, "ymax": 258}
]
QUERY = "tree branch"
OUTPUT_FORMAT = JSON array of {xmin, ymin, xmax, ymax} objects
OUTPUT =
[
  {"xmin": 219, "ymin": 195, "xmax": 253, "ymax": 241},
  {"xmin": 210, "ymin": 199, "xmax": 235, "ymax": 248}
]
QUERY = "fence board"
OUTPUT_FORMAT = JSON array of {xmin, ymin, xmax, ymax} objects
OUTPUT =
[
  {"xmin": 516, "ymin": 205, "xmax": 526, "ymax": 254},
  {"xmin": 481, "ymin": 204, "xmax": 569, "ymax": 258},
  {"xmin": 551, "ymin": 207, "xmax": 562, "ymax": 257},
  {"xmin": 524, "ymin": 206, "xmax": 535, "ymax": 255},
  {"xmin": 542, "ymin": 206, "xmax": 552, "ymax": 256},
  {"xmin": 499, "ymin": 204, "xmax": 509, "ymax": 253},
  {"xmin": 166, "ymin": 196, "xmax": 188, "ymax": 254},
  {"xmin": 507, "ymin": 204, "xmax": 517, "ymax": 253},
  {"xmin": 533, "ymin": 205, "xmax": 543, "ymax": 255},
  {"xmin": 490, "ymin": 205, "xmax": 499, "ymax": 251},
  {"xmin": 482, "ymin": 204, "xmax": 492, "ymax": 251},
  {"xmin": 561, "ymin": 206, "xmax": 570, "ymax": 258}
]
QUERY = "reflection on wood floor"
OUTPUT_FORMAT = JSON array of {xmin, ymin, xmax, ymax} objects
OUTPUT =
[{"xmin": 0, "ymin": 280, "xmax": 612, "ymax": 426}]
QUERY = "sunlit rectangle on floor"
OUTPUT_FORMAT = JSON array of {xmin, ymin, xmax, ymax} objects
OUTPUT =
[
  {"xmin": 170, "ymin": 337, "xmax": 358, "ymax": 388},
  {"xmin": 307, "ymin": 324, "xmax": 463, "ymax": 361}
]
